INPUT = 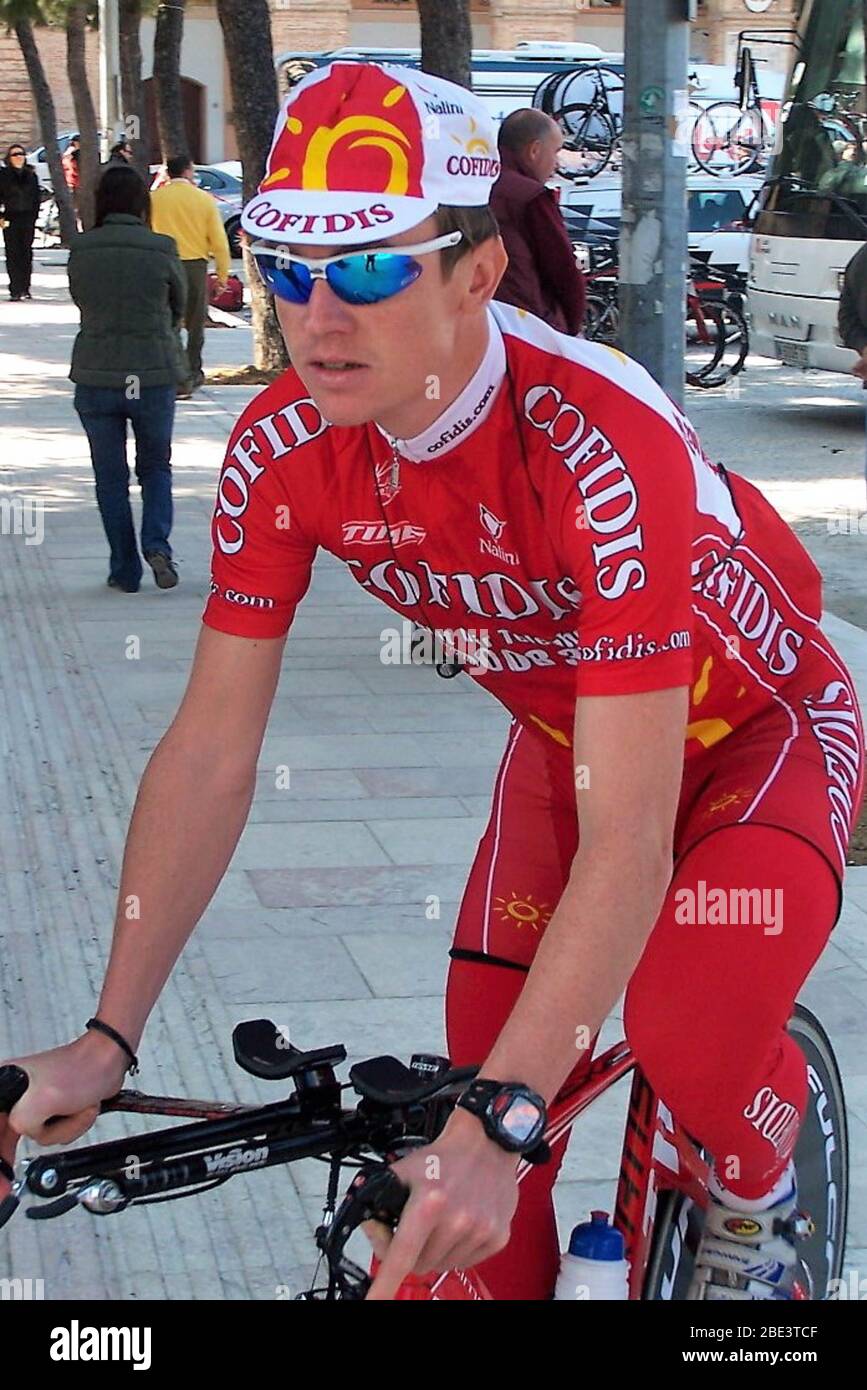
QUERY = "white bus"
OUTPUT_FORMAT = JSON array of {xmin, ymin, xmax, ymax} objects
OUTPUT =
[
  {"xmin": 749, "ymin": 0, "xmax": 867, "ymax": 373},
  {"xmin": 274, "ymin": 43, "xmax": 619, "ymax": 126}
]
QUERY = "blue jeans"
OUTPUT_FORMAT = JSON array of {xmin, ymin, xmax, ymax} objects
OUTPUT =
[{"xmin": 74, "ymin": 384, "xmax": 176, "ymax": 590}]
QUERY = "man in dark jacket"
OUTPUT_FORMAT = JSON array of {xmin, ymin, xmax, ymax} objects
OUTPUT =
[
  {"xmin": 0, "ymin": 144, "xmax": 41, "ymax": 299},
  {"xmin": 838, "ymin": 242, "xmax": 867, "ymax": 498},
  {"xmin": 490, "ymin": 109, "xmax": 586, "ymax": 334}
]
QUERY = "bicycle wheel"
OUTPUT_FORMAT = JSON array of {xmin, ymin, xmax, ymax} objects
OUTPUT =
[
  {"xmin": 692, "ymin": 302, "xmax": 749, "ymax": 389},
  {"xmin": 558, "ymin": 107, "xmax": 616, "ymax": 179},
  {"xmin": 692, "ymin": 102, "xmax": 764, "ymax": 176},
  {"xmin": 686, "ymin": 101, "xmax": 705, "ymax": 169},
  {"xmin": 685, "ymin": 302, "xmax": 727, "ymax": 385},
  {"xmin": 584, "ymin": 292, "xmax": 620, "ymax": 345},
  {"xmin": 532, "ymin": 69, "xmax": 563, "ymax": 116},
  {"xmin": 642, "ymin": 1004, "xmax": 849, "ymax": 1300}
]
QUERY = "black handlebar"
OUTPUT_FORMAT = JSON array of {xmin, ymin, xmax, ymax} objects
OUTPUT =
[
  {"xmin": 0, "ymin": 1031, "xmax": 481, "ymax": 1296},
  {"xmin": 0, "ymin": 1066, "xmax": 29, "ymax": 1114}
]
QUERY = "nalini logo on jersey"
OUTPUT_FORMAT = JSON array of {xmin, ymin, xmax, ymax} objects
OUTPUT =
[
  {"xmin": 522, "ymin": 384, "xmax": 646, "ymax": 601},
  {"xmin": 480, "ymin": 503, "xmax": 505, "ymax": 540},
  {"xmin": 213, "ymin": 397, "xmax": 328, "ymax": 555},
  {"xmin": 479, "ymin": 503, "xmax": 518, "ymax": 567},
  {"xmin": 803, "ymin": 678, "xmax": 863, "ymax": 869}
]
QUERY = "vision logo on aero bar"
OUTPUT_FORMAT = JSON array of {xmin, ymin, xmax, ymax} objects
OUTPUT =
[{"xmin": 523, "ymin": 385, "xmax": 645, "ymax": 601}]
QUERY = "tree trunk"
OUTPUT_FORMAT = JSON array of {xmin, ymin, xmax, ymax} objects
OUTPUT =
[
  {"xmin": 417, "ymin": 0, "xmax": 472, "ymax": 90},
  {"xmin": 119, "ymin": 0, "xmax": 149, "ymax": 180},
  {"xmin": 152, "ymin": 0, "xmax": 187, "ymax": 162},
  {"xmin": 13, "ymin": 16, "xmax": 77, "ymax": 245},
  {"xmin": 66, "ymin": 2, "xmax": 99, "ymax": 229},
  {"xmin": 215, "ymin": 0, "xmax": 289, "ymax": 372}
]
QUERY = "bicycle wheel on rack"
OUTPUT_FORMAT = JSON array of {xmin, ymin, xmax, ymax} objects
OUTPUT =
[
  {"xmin": 685, "ymin": 302, "xmax": 727, "ymax": 385},
  {"xmin": 686, "ymin": 101, "xmax": 705, "ymax": 169},
  {"xmin": 584, "ymin": 292, "xmax": 620, "ymax": 345},
  {"xmin": 559, "ymin": 107, "xmax": 617, "ymax": 179},
  {"xmin": 532, "ymin": 69, "xmax": 563, "ymax": 116},
  {"xmin": 642, "ymin": 1004, "xmax": 849, "ymax": 1300},
  {"xmin": 691, "ymin": 301, "xmax": 749, "ymax": 388},
  {"xmin": 692, "ymin": 101, "xmax": 764, "ymax": 176}
]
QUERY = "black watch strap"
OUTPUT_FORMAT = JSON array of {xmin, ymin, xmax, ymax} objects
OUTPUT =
[{"xmin": 457, "ymin": 1079, "xmax": 548, "ymax": 1159}]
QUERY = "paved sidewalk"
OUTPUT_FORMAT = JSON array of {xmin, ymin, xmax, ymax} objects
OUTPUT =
[{"xmin": 2, "ymin": 260, "xmax": 867, "ymax": 1299}]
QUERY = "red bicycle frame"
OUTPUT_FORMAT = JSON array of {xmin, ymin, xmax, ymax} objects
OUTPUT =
[{"xmin": 392, "ymin": 1038, "xmax": 710, "ymax": 1301}]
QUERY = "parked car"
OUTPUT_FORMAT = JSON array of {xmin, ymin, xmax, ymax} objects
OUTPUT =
[
  {"xmin": 28, "ymin": 131, "xmax": 79, "ymax": 190},
  {"xmin": 193, "ymin": 163, "xmax": 242, "ymax": 258},
  {"xmin": 558, "ymin": 172, "xmax": 763, "ymax": 280}
]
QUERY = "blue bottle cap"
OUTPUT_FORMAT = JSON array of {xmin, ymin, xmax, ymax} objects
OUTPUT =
[{"xmin": 568, "ymin": 1210, "xmax": 625, "ymax": 1261}]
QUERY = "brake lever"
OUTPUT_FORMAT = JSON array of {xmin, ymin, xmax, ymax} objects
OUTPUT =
[
  {"xmin": 321, "ymin": 1165, "xmax": 409, "ymax": 1300},
  {"xmin": 25, "ymin": 1191, "xmax": 79, "ymax": 1220},
  {"xmin": 0, "ymin": 1186, "xmax": 20, "ymax": 1230}
]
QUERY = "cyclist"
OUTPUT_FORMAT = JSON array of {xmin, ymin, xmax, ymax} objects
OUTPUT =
[{"xmin": 1, "ymin": 62, "xmax": 864, "ymax": 1302}]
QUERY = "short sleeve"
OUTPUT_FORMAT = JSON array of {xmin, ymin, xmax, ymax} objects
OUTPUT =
[
  {"xmin": 203, "ymin": 413, "xmax": 317, "ymax": 640},
  {"xmin": 549, "ymin": 387, "xmax": 696, "ymax": 696}
]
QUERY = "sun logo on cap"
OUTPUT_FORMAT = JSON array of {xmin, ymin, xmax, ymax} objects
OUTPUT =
[
  {"xmin": 450, "ymin": 117, "xmax": 493, "ymax": 158},
  {"xmin": 261, "ymin": 73, "xmax": 424, "ymax": 198}
]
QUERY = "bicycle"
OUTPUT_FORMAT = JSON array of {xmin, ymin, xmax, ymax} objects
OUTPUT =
[
  {"xmin": 691, "ymin": 46, "xmax": 774, "ymax": 177},
  {"xmin": 535, "ymin": 64, "xmax": 624, "ymax": 180},
  {"xmin": 0, "ymin": 1003, "xmax": 846, "ymax": 1300},
  {"xmin": 583, "ymin": 242, "xmax": 749, "ymax": 389}
]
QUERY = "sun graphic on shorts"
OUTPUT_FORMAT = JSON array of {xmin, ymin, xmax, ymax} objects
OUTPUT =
[
  {"xmin": 703, "ymin": 787, "xmax": 754, "ymax": 816},
  {"xmin": 494, "ymin": 893, "xmax": 553, "ymax": 931}
]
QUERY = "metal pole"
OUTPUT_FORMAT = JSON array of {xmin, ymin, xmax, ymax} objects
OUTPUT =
[
  {"xmin": 620, "ymin": 0, "xmax": 692, "ymax": 407},
  {"xmin": 98, "ymin": 0, "xmax": 122, "ymax": 161}
]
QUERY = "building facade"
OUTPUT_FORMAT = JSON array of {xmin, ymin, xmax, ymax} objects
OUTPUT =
[{"xmin": 1, "ymin": 0, "xmax": 800, "ymax": 161}]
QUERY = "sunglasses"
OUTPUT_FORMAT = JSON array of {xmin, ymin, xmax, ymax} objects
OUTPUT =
[
  {"xmin": 9, "ymin": 151, "xmax": 26, "ymax": 159},
  {"xmin": 250, "ymin": 230, "xmax": 463, "ymax": 306}
]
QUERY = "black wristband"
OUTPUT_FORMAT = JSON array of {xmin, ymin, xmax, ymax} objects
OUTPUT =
[{"xmin": 85, "ymin": 1018, "xmax": 139, "ymax": 1076}]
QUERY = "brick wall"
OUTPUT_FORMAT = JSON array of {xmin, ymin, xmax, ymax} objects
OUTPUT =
[
  {"xmin": 270, "ymin": 0, "xmax": 351, "ymax": 54},
  {"xmin": 0, "ymin": 26, "xmax": 100, "ymax": 154}
]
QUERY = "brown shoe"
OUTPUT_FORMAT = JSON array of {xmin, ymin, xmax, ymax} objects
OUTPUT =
[{"xmin": 144, "ymin": 552, "xmax": 179, "ymax": 589}]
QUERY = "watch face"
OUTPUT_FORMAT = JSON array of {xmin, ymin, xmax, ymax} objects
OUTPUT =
[{"xmin": 491, "ymin": 1090, "xmax": 544, "ymax": 1146}]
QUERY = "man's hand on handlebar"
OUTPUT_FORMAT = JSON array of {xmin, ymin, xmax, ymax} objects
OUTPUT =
[
  {"xmin": 0, "ymin": 1032, "xmax": 129, "ymax": 1193},
  {"xmin": 363, "ymin": 1106, "xmax": 520, "ymax": 1300}
]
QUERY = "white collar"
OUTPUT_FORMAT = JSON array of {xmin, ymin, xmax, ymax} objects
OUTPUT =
[{"xmin": 375, "ymin": 309, "xmax": 506, "ymax": 462}]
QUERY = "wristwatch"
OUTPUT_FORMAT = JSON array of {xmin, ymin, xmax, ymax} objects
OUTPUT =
[{"xmin": 456, "ymin": 1079, "xmax": 548, "ymax": 1158}]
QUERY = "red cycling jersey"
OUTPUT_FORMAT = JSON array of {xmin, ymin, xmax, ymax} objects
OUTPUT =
[
  {"xmin": 204, "ymin": 300, "xmax": 843, "ymax": 771},
  {"xmin": 202, "ymin": 300, "xmax": 863, "ymax": 1303}
]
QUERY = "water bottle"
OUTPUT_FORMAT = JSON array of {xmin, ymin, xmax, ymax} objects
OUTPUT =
[{"xmin": 553, "ymin": 1210, "xmax": 630, "ymax": 1300}]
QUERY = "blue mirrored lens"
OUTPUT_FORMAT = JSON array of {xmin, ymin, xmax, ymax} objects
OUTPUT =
[
  {"xmin": 254, "ymin": 251, "xmax": 422, "ymax": 306},
  {"xmin": 254, "ymin": 255, "xmax": 313, "ymax": 304},
  {"xmin": 327, "ymin": 253, "xmax": 422, "ymax": 305}
]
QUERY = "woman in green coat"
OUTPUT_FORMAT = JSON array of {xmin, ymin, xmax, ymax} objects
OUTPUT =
[{"xmin": 69, "ymin": 165, "xmax": 186, "ymax": 592}]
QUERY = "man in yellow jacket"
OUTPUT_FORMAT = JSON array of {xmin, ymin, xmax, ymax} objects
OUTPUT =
[{"xmin": 151, "ymin": 156, "xmax": 231, "ymax": 395}]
